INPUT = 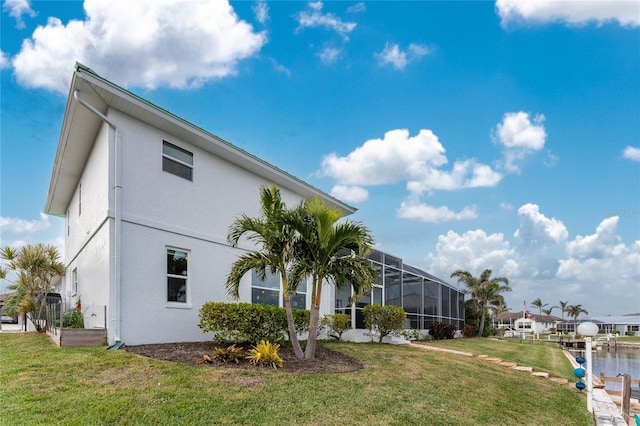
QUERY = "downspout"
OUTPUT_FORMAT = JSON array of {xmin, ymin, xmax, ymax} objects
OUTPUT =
[{"xmin": 73, "ymin": 90, "xmax": 122, "ymax": 345}]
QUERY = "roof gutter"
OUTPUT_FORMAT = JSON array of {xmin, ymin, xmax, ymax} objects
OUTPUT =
[{"xmin": 73, "ymin": 90, "xmax": 122, "ymax": 345}]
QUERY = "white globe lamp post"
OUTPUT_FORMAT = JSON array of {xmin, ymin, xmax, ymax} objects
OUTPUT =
[{"xmin": 577, "ymin": 321, "xmax": 599, "ymax": 413}]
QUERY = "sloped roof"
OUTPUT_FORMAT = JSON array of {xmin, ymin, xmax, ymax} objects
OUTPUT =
[
  {"xmin": 496, "ymin": 311, "xmax": 563, "ymax": 322},
  {"xmin": 44, "ymin": 63, "xmax": 355, "ymax": 217}
]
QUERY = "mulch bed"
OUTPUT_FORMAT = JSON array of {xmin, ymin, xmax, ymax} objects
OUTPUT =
[{"xmin": 125, "ymin": 341, "xmax": 364, "ymax": 374}]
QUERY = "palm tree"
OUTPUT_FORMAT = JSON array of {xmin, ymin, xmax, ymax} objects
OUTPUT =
[
  {"xmin": 552, "ymin": 300, "xmax": 569, "ymax": 319},
  {"xmin": 0, "ymin": 244, "xmax": 65, "ymax": 331},
  {"xmin": 542, "ymin": 307, "xmax": 555, "ymax": 316},
  {"xmin": 225, "ymin": 186, "xmax": 305, "ymax": 358},
  {"xmin": 566, "ymin": 304, "xmax": 589, "ymax": 333},
  {"xmin": 450, "ymin": 269, "xmax": 511, "ymax": 337},
  {"xmin": 288, "ymin": 197, "xmax": 377, "ymax": 359},
  {"xmin": 531, "ymin": 298, "xmax": 548, "ymax": 315}
]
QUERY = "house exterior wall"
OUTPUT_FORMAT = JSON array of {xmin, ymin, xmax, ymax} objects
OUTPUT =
[
  {"xmin": 102, "ymin": 111, "xmax": 321, "ymax": 345},
  {"xmin": 63, "ymin": 122, "xmax": 112, "ymax": 319}
]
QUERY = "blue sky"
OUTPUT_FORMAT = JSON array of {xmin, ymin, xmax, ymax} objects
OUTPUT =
[{"xmin": 1, "ymin": 0, "xmax": 639, "ymax": 316}]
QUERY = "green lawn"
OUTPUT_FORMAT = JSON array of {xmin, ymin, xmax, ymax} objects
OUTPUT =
[
  {"xmin": 0, "ymin": 333, "xmax": 593, "ymax": 425},
  {"xmin": 418, "ymin": 337, "xmax": 578, "ymax": 381}
]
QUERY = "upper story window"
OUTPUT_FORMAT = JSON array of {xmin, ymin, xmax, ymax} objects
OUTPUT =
[{"xmin": 162, "ymin": 141, "xmax": 193, "ymax": 181}]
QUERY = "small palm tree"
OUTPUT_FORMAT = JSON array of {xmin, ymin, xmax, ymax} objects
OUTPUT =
[
  {"xmin": 288, "ymin": 197, "xmax": 377, "ymax": 359},
  {"xmin": 450, "ymin": 269, "xmax": 511, "ymax": 337},
  {"xmin": 226, "ymin": 185, "xmax": 305, "ymax": 358},
  {"xmin": 553, "ymin": 300, "xmax": 569, "ymax": 319},
  {"xmin": 0, "ymin": 244, "xmax": 65, "ymax": 331},
  {"xmin": 566, "ymin": 304, "xmax": 589, "ymax": 333},
  {"xmin": 542, "ymin": 307, "xmax": 555, "ymax": 316},
  {"xmin": 531, "ymin": 298, "xmax": 548, "ymax": 315}
]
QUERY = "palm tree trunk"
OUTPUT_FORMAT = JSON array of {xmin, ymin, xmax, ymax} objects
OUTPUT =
[
  {"xmin": 477, "ymin": 311, "xmax": 486, "ymax": 337},
  {"xmin": 283, "ymin": 294, "xmax": 304, "ymax": 358},
  {"xmin": 304, "ymin": 277, "xmax": 323, "ymax": 360}
]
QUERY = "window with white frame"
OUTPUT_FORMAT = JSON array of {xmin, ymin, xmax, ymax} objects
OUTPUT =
[
  {"xmin": 167, "ymin": 248, "xmax": 188, "ymax": 303},
  {"xmin": 251, "ymin": 269, "xmax": 280, "ymax": 306},
  {"xmin": 289, "ymin": 277, "xmax": 307, "ymax": 309},
  {"xmin": 162, "ymin": 141, "xmax": 193, "ymax": 181},
  {"xmin": 72, "ymin": 268, "xmax": 78, "ymax": 296}
]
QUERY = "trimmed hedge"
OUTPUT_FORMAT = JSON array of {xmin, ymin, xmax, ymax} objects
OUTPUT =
[{"xmin": 198, "ymin": 302, "xmax": 309, "ymax": 344}]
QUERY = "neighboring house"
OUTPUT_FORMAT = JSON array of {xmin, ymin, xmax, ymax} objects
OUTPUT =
[
  {"xmin": 496, "ymin": 312, "xmax": 562, "ymax": 334},
  {"xmin": 44, "ymin": 64, "xmax": 464, "ymax": 346},
  {"xmin": 557, "ymin": 315, "xmax": 640, "ymax": 336}
]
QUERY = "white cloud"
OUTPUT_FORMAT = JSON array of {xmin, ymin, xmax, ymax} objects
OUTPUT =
[
  {"xmin": 0, "ymin": 50, "xmax": 10, "ymax": 69},
  {"xmin": 397, "ymin": 202, "xmax": 477, "ymax": 223},
  {"xmin": 514, "ymin": 203, "xmax": 568, "ymax": 246},
  {"xmin": 375, "ymin": 42, "xmax": 430, "ymax": 70},
  {"xmin": 320, "ymin": 128, "xmax": 501, "ymax": 222},
  {"xmin": 494, "ymin": 111, "xmax": 547, "ymax": 173},
  {"xmin": 11, "ymin": 0, "xmax": 267, "ymax": 94},
  {"xmin": 565, "ymin": 216, "xmax": 625, "ymax": 259},
  {"xmin": 253, "ymin": 0, "xmax": 269, "ymax": 24},
  {"xmin": 317, "ymin": 47, "xmax": 341, "ymax": 64},
  {"xmin": 0, "ymin": 212, "xmax": 50, "ymax": 235},
  {"xmin": 376, "ymin": 43, "xmax": 407, "ymax": 70},
  {"xmin": 500, "ymin": 202, "xmax": 514, "ymax": 211},
  {"xmin": 557, "ymin": 217, "xmax": 640, "ymax": 293},
  {"xmin": 3, "ymin": 0, "xmax": 36, "ymax": 29},
  {"xmin": 321, "ymin": 129, "xmax": 448, "ymax": 187},
  {"xmin": 347, "ymin": 2, "xmax": 366, "ymax": 14},
  {"xmin": 623, "ymin": 146, "xmax": 640, "ymax": 161},
  {"xmin": 496, "ymin": 0, "xmax": 640, "ymax": 28},
  {"xmin": 330, "ymin": 185, "xmax": 368, "ymax": 203},
  {"xmin": 426, "ymin": 229, "xmax": 517, "ymax": 279},
  {"xmin": 295, "ymin": 1, "xmax": 356, "ymax": 40},
  {"xmin": 269, "ymin": 58, "xmax": 291, "ymax": 76},
  {"xmin": 424, "ymin": 205, "xmax": 639, "ymax": 315}
]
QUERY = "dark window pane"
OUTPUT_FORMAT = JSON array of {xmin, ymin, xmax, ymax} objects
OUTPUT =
[
  {"xmin": 407, "ymin": 314, "xmax": 420, "ymax": 330},
  {"xmin": 356, "ymin": 291, "xmax": 371, "ymax": 308},
  {"xmin": 384, "ymin": 267, "xmax": 401, "ymax": 306},
  {"xmin": 368, "ymin": 250, "xmax": 382, "ymax": 263},
  {"xmin": 163, "ymin": 141, "xmax": 193, "ymax": 165},
  {"xmin": 402, "ymin": 273, "xmax": 421, "ymax": 313},
  {"xmin": 384, "ymin": 254, "xmax": 401, "ymax": 268},
  {"xmin": 290, "ymin": 292, "xmax": 306, "ymax": 309},
  {"xmin": 163, "ymin": 157, "xmax": 193, "ymax": 180},
  {"xmin": 441, "ymin": 286, "xmax": 450, "ymax": 317},
  {"xmin": 167, "ymin": 249, "xmax": 188, "ymax": 276},
  {"xmin": 372, "ymin": 287, "xmax": 382, "ymax": 305},
  {"xmin": 335, "ymin": 285, "xmax": 351, "ymax": 309},
  {"xmin": 168, "ymin": 277, "xmax": 187, "ymax": 302},
  {"xmin": 252, "ymin": 269, "xmax": 280, "ymax": 289},
  {"xmin": 252, "ymin": 288, "xmax": 279, "ymax": 306},
  {"xmin": 355, "ymin": 308, "xmax": 365, "ymax": 329}
]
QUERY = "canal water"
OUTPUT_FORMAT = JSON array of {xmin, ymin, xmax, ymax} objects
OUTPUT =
[
  {"xmin": 591, "ymin": 348, "xmax": 640, "ymax": 379},
  {"xmin": 571, "ymin": 347, "xmax": 640, "ymax": 391}
]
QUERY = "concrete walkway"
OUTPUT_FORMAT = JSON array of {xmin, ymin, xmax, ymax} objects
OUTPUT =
[{"xmin": 410, "ymin": 342, "xmax": 629, "ymax": 425}]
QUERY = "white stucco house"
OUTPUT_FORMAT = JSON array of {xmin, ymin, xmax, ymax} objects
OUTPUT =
[
  {"xmin": 44, "ymin": 64, "xmax": 357, "ymax": 346},
  {"xmin": 44, "ymin": 64, "xmax": 465, "ymax": 346},
  {"xmin": 496, "ymin": 312, "xmax": 562, "ymax": 334}
]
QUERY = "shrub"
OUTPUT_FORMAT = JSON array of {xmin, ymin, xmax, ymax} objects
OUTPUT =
[
  {"xmin": 363, "ymin": 304, "xmax": 407, "ymax": 343},
  {"xmin": 199, "ymin": 302, "xmax": 287, "ymax": 344},
  {"xmin": 246, "ymin": 340, "xmax": 283, "ymax": 369},
  {"xmin": 62, "ymin": 308, "xmax": 84, "ymax": 328},
  {"xmin": 461, "ymin": 324, "xmax": 477, "ymax": 338},
  {"xmin": 321, "ymin": 313, "xmax": 351, "ymax": 341},
  {"xmin": 212, "ymin": 344, "xmax": 244, "ymax": 364},
  {"xmin": 400, "ymin": 328, "xmax": 422, "ymax": 341},
  {"xmin": 428, "ymin": 322, "xmax": 457, "ymax": 340},
  {"xmin": 292, "ymin": 309, "xmax": 310, "ymax": 335},
  {"xmin": 198, "ymin": 302, "xmax": 311, "ymax": 345}
]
